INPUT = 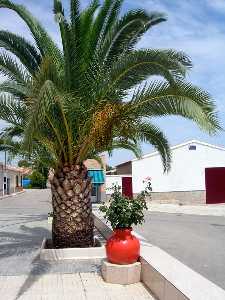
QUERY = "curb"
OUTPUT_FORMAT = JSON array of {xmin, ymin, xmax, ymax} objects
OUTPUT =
[
  {"xmin": 93, "ymin": 211, "xmax": 225, "ymax": 300},
  {"xmin": 0, "ymin": 190, "xmax": 26, "ymax": 200},
  {"xmin": 148, "ymin": 204, "xmax": 225, "ymax": 217}
]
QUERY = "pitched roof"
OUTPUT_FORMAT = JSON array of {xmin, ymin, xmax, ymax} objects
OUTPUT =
[
  {"xmin": 132, "ymin": 140, "xmax": 225, "ymax": 162},
  {"xmin": 0, "ymin": 163, "xmax": 32, "ymax": 175},
  {"xmin": 115, "ymin": 140, "xmax": 225, "ymax": 167}
]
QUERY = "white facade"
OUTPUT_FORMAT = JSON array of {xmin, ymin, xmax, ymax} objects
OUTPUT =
[
  {"xmin": 105, "ymin": 175, "xmax": 132, "ymax": 195},
  {"xmin": 0, "ymin": 163, "xmax": 24, "ymax": 196},
  {"xmin": 105, "ymin": 175, "xmax": 122, "ymax": 194},
  {"xmin": 132, "ymin": 140, "xmax": 225, "ymax": 194}
]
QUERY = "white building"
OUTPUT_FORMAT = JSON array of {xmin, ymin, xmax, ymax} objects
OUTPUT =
[
  {"xmin": 109, "ymin": 140, "xmax": 225, "ymax": 204},
  {"xmin": 0, "ymin": 163, "xmax": 25, "ymax": 196}
]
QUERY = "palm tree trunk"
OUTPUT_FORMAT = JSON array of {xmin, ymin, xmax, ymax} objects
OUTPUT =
[{"xmin": 50, "ymin": 164, "xmax": 94, "ymax": 248}]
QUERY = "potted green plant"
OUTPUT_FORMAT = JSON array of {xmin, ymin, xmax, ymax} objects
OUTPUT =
[{"xmin": 100, "ymin": 179, "xmax": 152, "ymax": 264}]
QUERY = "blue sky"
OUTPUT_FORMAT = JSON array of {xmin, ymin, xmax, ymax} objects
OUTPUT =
[{"xmin": 0, "ymin": 0, "xmax": 225, "ymax": 166}]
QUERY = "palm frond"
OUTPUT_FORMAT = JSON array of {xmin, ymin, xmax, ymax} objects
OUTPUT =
[
  {"xmin": 88, "ymin": 0, "xmax": 113, "ymax": 56},
  {"xmin": 109, "ymin": 138, "xmax": 142, "ymax": 158},
  {"xmin": 80, "ymin": 0, "xmax": 100, "ymax": 62},
  {"xmin": 0, "ymin": 93, "xmax": 27, "ymax": 126},
  {"xmin": 70, "ymin": 0, "xmax": 80, "ymax": 27},
  {"xmin": 102, "ymin": 0, "xmax": 124, "ymax": 40},
  {"xmin": 54, "ymin": 0, "xmax": 74, "ymax": 90},
  {"xmin": 0, "ymin": 137, "xmax": 22, "ymax": 156},
  {"xmin": 0, "ymin": 80, "xmax": 28, "ymax": 97},
  {"xmin": 0, "ymin": 0, "xmax": 220, "ymax": 172},
  {"xmin": 101, "ymin": 49, "xmax": 192, "ymax": 98},
  {"xmin": 134, "ymin": 121, "xmax": 171, "ymax": 172},
  {"xmin": 0, "ymin": 125, "xmax": 23, "ymax": 138},
  {"xmin": 0, "ymin": 51, "xmax": 30, "ymax": 83},
  {"xmin": 99, "ymin": 10, "xmax": 166, "ymax": 64},
  {"xmin": 0, "ymin": 0, "xmax": 62, "ymax": 68},
  {"xmin": 0, "ymin": 30, "xmax": 41, "ymax": 73},
  {"xmin": 130, "ymin": 80, "xmax": 221, "ymax": 134}
]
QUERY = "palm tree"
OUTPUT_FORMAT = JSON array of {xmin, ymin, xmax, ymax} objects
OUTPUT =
[{"xmin": 0, "ymin": 0, "xmax": 220, "ymax": 248}]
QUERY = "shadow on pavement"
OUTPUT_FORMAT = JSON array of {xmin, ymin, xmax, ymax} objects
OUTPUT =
[
  {"xmin": 0, "ymin": 224, "xmax": 51, "ymax": 299},
  {"xmin": 14, "ymin": 254, "xmax": 51, "ymax": 300},
  {"xmin": 0, "ymin": 214, "xmax": 47, "ymax": 229},
  {"xmin": 0, "ymin": 218, "xmax": 50, "ymax": 260}
]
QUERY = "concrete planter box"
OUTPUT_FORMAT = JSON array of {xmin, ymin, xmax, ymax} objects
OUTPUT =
[{"xmin": 40, "ymin": 237, "xmax": 106, "ymax": 261}]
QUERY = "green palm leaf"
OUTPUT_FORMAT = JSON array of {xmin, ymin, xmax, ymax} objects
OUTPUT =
[
  {"xmin": 0, "ymin": 30, "xmax": 41, "ymax": 73},
  {"xmin": 0, "ymin": 0, "xmax": 62, "ymax": 68},
  {"xmin": 130, "ymin": 80, "xmax": 221, "ymax": 134},
  {"xmin": 0, "ymin": 51, "xmax": 30, "ymax": 83},
  {"xmin": 0, "ymin": 0, "xmax": 220, "ymax": 173}
]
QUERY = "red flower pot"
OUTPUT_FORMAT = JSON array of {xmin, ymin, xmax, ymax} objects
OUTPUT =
[{"xmin": 106, "ymin": 228, "xmax": 140, "ymax": 264}]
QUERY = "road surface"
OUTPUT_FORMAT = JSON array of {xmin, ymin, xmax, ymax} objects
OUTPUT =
[
  {"xmin": 134, "ymin": 211, "xmax": 225, "ymax": 289},
  {"xmin": 0, "ymin": 189, "xmax": 100, "ymax": 276},
  {"xmin": 1, "ymin": 189, "xmax": 225, "ymax": 290},
  {"xmin": 0, "ymin": 191, "xmax": 154, "ymax": 299}
]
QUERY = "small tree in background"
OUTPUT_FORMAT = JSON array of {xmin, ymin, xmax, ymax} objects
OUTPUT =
[
  {"xmin": 106, "ymin": 165, "xmax": 114, "ymax": 171},
  {"xmin": 29, "ymin": 170, "xmax": 47, "ymax": 189},
  {"xmin": 18, "ymin": 159, "xmax": 31, "ymax": 168},
  {"xmin": 18, "ymin": 158, "xmax": 49, "ymax": 188}
]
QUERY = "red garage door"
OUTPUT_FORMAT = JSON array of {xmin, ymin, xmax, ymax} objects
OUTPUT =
[
  {"xmin": 122, "ymin": 177, "xmax": 133, "ymax": 199},
  {"xmin": 205, "ymin": 168, "xmax": 225, "ymax": 204}
]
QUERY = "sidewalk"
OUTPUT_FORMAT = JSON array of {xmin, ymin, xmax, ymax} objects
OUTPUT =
[
  {"xmin": 0, "ymin": 190, "xmax": 26, "ymax": 200},
  {"xmin": 148, "ymin": 203, "xmax": 225, "ymax": 216},
  {"xmin": 0, "ymin": 273, "xmax": 154, "ymax": 300},
  {"xmin": 0, "ymin": 190, "xmax": 154, "ymax": 299}
]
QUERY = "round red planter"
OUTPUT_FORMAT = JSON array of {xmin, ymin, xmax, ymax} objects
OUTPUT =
[{"xmin": 106, "ymin": 228, "xmax": 140, "ymax": 264}]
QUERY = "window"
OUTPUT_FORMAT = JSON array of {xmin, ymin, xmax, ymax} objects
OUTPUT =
[
  {"xmin": 16, "ymin": 175, "xmax": 19, "ymax": 187},
  {"xmin": 4, "ymin": 176, "xmax": 6, "ymax": 183},
  {"xmin": 189, "ymin": 145, "xmax": 196, "ymax": 150}
]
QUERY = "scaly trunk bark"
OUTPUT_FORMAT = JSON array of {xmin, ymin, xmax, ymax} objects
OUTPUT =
[{"xmin": 50, "ymin": 164, "xmax": 94, "ymax": 248}]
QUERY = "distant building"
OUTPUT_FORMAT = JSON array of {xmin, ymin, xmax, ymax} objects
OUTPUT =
[
  {"xmin": 106, "ymin": 140, "xmax": 225, "ymax": 204},
  {"xmin": 106, "ymin": 161, "xmax": 133, "ymax": 199},
  {"xmin": 0, "ymin": 163, "xmax": 30, "ymax": 196},
  {"xmin": 84, "ymin": 156, "xmax": 106, "ymax": 203}
]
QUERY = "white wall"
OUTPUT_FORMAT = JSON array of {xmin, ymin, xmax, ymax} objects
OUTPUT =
[
  {"xmin": 132, "ymin": 143, "xmax": 225, "ymax": 194},
  {"xmin": 105, "ymin": 175, "xmax": 122, "ymax": 194},
  {"xmin": 1, "ymin": 170, "xmax": 23, "ymax": 195}
]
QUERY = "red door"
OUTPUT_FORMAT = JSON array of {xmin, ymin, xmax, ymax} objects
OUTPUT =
[
  {"xmin": 122, "ymin": 177, "xmax": 133, "ymax": 199},
  {"xmin": 205, "ymin": 168, "xmax": 225, "ymax": 204}
]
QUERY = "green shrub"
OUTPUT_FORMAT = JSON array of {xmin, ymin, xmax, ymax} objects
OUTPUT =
[
  {"xmin": 100, "ymin": 181, "xmax": 152, "ymax": 229},
  {"xmin": 29, "ymin": 170, "xmax": 46, "ymax": 189}
]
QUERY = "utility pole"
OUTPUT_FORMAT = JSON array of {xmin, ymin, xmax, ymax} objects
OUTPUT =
[{"xmin": 4, "ymin": 150, "xmax": 6, "ymax": 171}]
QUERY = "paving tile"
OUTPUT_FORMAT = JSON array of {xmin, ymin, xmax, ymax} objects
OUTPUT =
[
  {"xmin": 0, "ymin": 190, "xmax": 156, "ymax": 299},
  {"xmin": 0, "ymin": 273, "xmax": 155, "ymax": 300}
]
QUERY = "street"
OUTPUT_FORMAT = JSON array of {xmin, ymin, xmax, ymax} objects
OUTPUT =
[
  {"xmin": 0, "ymin": 189, "xmax": 151, "ymax": 299},
  {"xmin": 0, "ymin": 189, "xmax": 225, "ymax": 290},
  {"xmin": 134, "ymin": 211, "xmax": 225, "ymax": 289},
  {"xmin": 0, "ymin": 189, "xmax": 51, "ymax": 275},
  {"xmin": 0, "ymin": 189, "xmax": 100, "ymax": 277}
]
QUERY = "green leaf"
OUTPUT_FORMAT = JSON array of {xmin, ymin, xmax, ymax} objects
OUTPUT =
[{"xmin": 0, "ymin": 30, "xmax": 41, "ymax": 73}]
